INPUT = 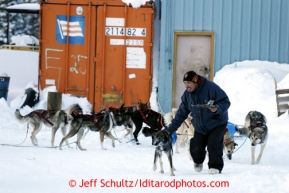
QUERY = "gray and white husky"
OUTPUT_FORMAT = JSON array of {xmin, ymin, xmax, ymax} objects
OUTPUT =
[
  {"xmin": 15, "ymin": 104, "xmax": 83, "ymax": 147},
  {"xmin": 238, "ymin": 111, "xmax": 268, "ymax": 164},
  {"xmin": 58, "ymin": 110, "xmax": 116, "ymax": 151}
]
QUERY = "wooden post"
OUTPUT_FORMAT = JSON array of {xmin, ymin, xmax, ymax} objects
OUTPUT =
[
  {"xmin": 47, "ymin": 92, "xmax": 62, "ymax": 110},
  {"xmin": 275, "ymin": 89, "xmax": 289, "ymax": 116}
]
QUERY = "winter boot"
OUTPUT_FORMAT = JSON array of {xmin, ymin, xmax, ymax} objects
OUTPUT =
[
  {"xmin": 194, "ymin": 163, "xmax": 203, "ymax": 172},
  {"xmin": 208, "ymin": 168, "xmax": 220, "ymax": 174}
]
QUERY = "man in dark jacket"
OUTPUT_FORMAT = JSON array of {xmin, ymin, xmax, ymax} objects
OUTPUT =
[{"xmin": 165, "ymin": 71, "xmax": 230, "ymax": 174}]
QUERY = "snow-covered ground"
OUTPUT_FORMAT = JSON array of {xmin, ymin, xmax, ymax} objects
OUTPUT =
[
  {"xmin": 1, "ymin": 59, "xmax": 289, "ymax": 193},
  {"xmin": 1, "ymin": 1, "xmax": 289, "ymax": 192}
]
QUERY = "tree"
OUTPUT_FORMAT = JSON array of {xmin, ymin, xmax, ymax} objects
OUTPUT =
[{"xmin": 0, "ymin": 0, "xmax": 39, "ymax": 45}]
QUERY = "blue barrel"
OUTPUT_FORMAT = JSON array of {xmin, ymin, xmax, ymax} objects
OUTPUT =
[
  {"xmin": 227, "ymin": 122, "xmax": 238, "ymax": 135},
  {"xmin": 0, "ymin": 77, "xmax": 10, "ymax": 100}
]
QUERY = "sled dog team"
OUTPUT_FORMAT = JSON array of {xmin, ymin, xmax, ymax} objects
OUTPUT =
[{"xmin": 15, "ymin": 101, "xmax": 268, "ymax": 176}]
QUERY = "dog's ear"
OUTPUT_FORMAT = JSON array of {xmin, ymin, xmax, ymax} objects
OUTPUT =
[
  {"xmin": 145, "ymin": 100, "xmax": 150, "ymax": 109},
  {"xmin": 138, "ymin": 100, "xmax": 142, "ymax": 105},
  {"xmin": 261, "ymin": 113, "xmax": 267, "ymax": 123},
  {"xmin": 234, "ymin": 143, "xmax": 238, "ymax": 146}
]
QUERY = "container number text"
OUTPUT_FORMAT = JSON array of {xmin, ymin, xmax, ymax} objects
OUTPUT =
[{"xmin": 105, "ymin": 27, "xmax": 146, "ymax": 37}]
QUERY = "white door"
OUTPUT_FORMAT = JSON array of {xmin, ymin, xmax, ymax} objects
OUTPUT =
[{"xmin": 173, "ymin": 32, "xmax": 214, "ymax": 108}]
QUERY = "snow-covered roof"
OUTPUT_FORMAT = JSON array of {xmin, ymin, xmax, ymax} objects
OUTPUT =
[
  {"xmin": 122, "ymin": 0, "xmax": 151, "ymax": 8},
  {"xmin": 5, "ymin": 3, "xmax": 39, "ymax": 13},
  {"xmin": 10, "ymin": 35, "xmax": 39, "ymax": 46}
]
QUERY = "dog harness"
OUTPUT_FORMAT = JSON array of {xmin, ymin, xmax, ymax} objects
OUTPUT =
[
  {"xmin": 77, "ymin": 112, "xmax": 107, "ymax": 131},
  {"xmin": 223, "ymin": 128, "xmax": 235, "ymax": 145},
  {"xmin": 33, "ymin": 110, "xmax": 69, "ymax": 126},
  {"xmin": 182, "ymin": 121, "xmax": 190, "ymax": 128},
  {"xmin": 138, "ymin": 108, "xmax": 165, "ymax": 129},
  {"xmin": 248, "ymin": 122, "xmax": 263, "ymax": 130},
  {"xmin": 32, "ymin": 110, "xmax": 56, "ymax": 126}
]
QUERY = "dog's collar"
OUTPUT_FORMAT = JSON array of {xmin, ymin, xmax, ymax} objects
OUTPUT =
[{"xmin": 223, "ymin": 139, "xmax": 232, "ymax": 145}]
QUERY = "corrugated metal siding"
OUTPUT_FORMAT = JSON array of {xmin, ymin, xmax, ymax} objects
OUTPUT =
[{"xmin": 158, "ymin": 0, "xmax": 289, "ymax": 113}]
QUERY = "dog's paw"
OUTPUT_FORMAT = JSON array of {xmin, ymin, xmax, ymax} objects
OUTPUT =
[
  {"xmin": 159, "ymin": 170, "xmax": 164, "ymax": 174},
  {"xmin": 153, "ymin": 165, "xmax": 157, "ymax": 171},
  {"xmin": 170, "ymin": 173, "xmax": 175, "ymax": 176}
]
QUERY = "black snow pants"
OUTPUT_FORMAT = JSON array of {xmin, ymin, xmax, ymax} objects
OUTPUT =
[{"xmin": 189, "ymin": 123, "xmax": 226, "ymax": 172}]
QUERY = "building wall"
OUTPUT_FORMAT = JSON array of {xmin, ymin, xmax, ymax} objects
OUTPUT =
[{"xmin": 157, "ymin": 0, "xmax": 289, "ymax": 113}]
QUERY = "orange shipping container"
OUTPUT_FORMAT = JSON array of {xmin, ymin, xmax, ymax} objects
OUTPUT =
[{"xmin": 39, "ymin": 0, "xmax": 154, "ymax": 111}]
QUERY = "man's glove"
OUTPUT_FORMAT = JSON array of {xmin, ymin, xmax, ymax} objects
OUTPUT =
[{"xmin": 206, "ymin": 100, "xmax": 216, "ymax": 108}]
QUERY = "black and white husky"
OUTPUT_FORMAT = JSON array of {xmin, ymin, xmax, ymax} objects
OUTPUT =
[
  {"xmin": 143, "ymin": 128, "xmax": 175, "ymax": 176},
  {"xmin": 238, "ymin": 111, "xmax": 268, "ymax": 164}
]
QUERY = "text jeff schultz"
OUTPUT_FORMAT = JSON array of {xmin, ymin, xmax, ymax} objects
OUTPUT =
[{"xmin": 76, "ymin": 179, "xmax": 230, "ymax": 189}]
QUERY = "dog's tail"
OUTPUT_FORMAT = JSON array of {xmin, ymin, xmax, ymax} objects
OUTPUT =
[
  {"xmin": 142, "ymin": 127, "xmax": 155, "ymax": 137},
  {"xmin": 171, "ymin": 108, "xmax": 178, "ymax": 118},
  {"xmin": 163, "ymin": 112, "xmax": 173, "ymax": 126},
  {"xmin": 66, "ymin": 104, "xmax": 83, "ymax": 117},
  {"xmin": 14, "ymin": 109, "xmax": 28, "ymax": 123},
  {"xmin": 236, "ymin": 126, "xmax": 250, "ymax": 137}
]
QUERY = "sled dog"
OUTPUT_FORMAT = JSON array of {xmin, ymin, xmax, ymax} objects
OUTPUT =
[
  {"xmin": 164, "ymin": 108, "xmax": 194, "ymax": 155},
  {"xmin": 121, "ymin": 106, "xmax": 136, "ymax": 139},
  {"xmin": 130, "ymin": 100, "xmax": 164, "ymax": 144},
  {"xmin": 59, "ymin": 110, "xmax": 116, "ymax": 151},
  {"xmin": 143, "ymin": 128, "xmax": 175, "ymax": 176},
  {"xmin": 15, "ymin": 104, "xmax": 83, "ymax": 147},
  {"xmin": 109, "ymin": 104, "xmax": 136, "ymax": 139},
  {"xmin": 238, "ymin": 111, "xmax": 268, "ymax": 164},
  {"xmin": 223, "ymin": 128, "xmax": 238, "ymax": 160}
]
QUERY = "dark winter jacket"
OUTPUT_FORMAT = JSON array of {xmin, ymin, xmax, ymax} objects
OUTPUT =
[{"xmin": 166, "ymin": 77, "xmax": 230, "ymax": 135}]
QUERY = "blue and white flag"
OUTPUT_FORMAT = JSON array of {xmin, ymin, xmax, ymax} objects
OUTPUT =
[{"xmin": 56, "ymin": 15, "xmax": 85, "ymax": 44}]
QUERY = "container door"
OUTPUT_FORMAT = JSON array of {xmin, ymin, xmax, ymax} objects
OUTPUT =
[
  {"xmin": 95, "ymin": 5, "xmax": 153, "ymax": 110},
  {"xmin": 40, "ymin": 4, "xmax": 96, "ymax": 103}
]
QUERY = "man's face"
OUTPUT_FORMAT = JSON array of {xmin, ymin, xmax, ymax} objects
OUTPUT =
[{"xmin": 184, "ymin": 81, "xmax": 198, "ymax": 92}]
